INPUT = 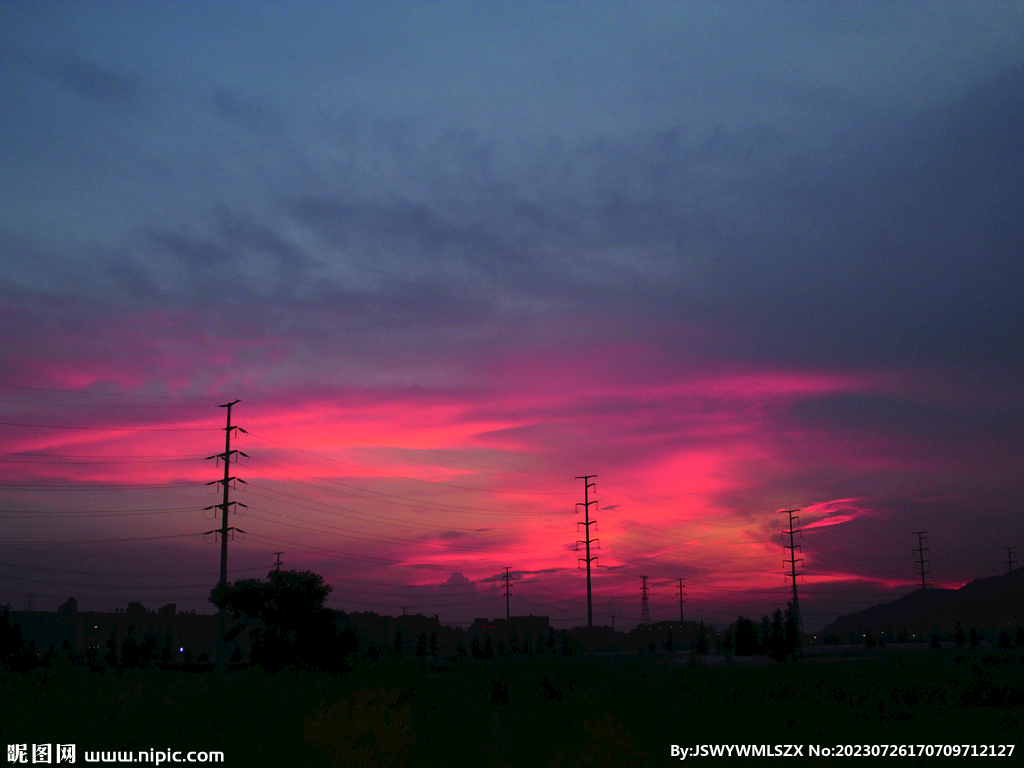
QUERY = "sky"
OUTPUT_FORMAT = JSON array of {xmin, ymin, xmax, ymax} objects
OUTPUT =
[{"xmin": 1, "ymin": 1, "xmax": 1022, "ymax": 632}]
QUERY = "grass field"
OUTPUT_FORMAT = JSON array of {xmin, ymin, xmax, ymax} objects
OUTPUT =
[{"xmin": 3, "ymin": 649, "xmax": 1022, "ymax": 766}]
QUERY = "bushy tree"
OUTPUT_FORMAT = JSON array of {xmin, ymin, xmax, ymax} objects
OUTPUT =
[
  {"xmin": 104, "ymin": 626, "xmax": 119, "ymax": 667},
  {"xmin": 734, "ymin": 617, "xmax": 758, "ymax": 656},
  {"xmin": 784, "ymin": 602, "xmax": 800, "ymax": 655},
  {"xmin": 969, "ymin": 627, "xmax": 980, "ymax": 650},
  {"xmin": 416, "ymin": 631, "xmax": 427, "ymax": 661},
  {"xmin": 0, "ymin": 607, "xmax": 34, "ymax": 671},
  {"xmin": 696, "ymin": 623, "xmax": 709, "ymax": 654},
  {"xmin": 210, "ymin": 569, "xmax": 348, "ymax": 672},
  {"xmin": 141, "ymin": 632, "xmax": 158, "ymax": 665},
  {"xmin": 120, "ymin": 626, "xmax": 141, "ymax": 667},
  {"xmin": 955, "ymin": 623, "xmax": 966, "ymax": 647},
  {"xmin": 759, "ymin": 616, "xmax": 771, "ymax": 654}
]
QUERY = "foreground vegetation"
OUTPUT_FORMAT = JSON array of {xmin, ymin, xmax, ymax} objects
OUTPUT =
[{"xmin": 3, "ymin": 648, "xmax": 1023, "ymax": 767}]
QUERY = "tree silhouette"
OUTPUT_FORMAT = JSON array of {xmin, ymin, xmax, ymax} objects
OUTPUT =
[
  {"xmin": 768, "ymin": 610, "xmax": 786, "ymax": 661},
  {"xmin": 0, "ymin": 607, "xmax": 32, "ymax": 671},
  {"xmin": 734, "ymin": 617, "xmax": 758, "ymax": 656},
  {"xmin": 210, "ymin": 568, "xmax": 346, "ymax": 671},
  {"xmin": 758, "ymin": 615, "xmax": 771, "ymax": 653},
  {"xmin": 969, "ymin": 627, "xmax": 980, "ymax": 650},
  {"xmin": 784, "ymin": 602, "xmax": 800, "ymax": 656},
  {"xmin": 470, "ymin": 636, "xmax": 482, "ymax": 659},
  {"xmin": 416, "ymin": 631, "xmax": 427, "ymax": 662},
  {"xmin": 509, "ymin": 626, "xmax": 519, "ymax": 654},
  {"xmin": 394, "ymin": 628, "xmax": 403, "ymax": 655},
  {"xmin": 429, "ymin": 630, "xmax": 438, "ymax": 659},
  {"xmin": 484, "ymin": 634, "xmax": 494, "ymax": 659},
  {"xmin": 160, "ymin": 633, "xmax": 173, "ymax": 663},
  {"xmin": 664, "ymin": 631, "xmax": 674, "ymax": 653},
  {"xmin": 955, "ymin": 623, "xmax": 966, "ymax": 647},
  {"xmin": 120, "ymin": 625, "xmax": 140, "ymax": 667},
  {"xmin": 696, "ymin": 623, "xmax": 709, "ymax": 654},
  {"xmin": 141, "ymin": 632, "xmax": 158, "ymax": 665}
]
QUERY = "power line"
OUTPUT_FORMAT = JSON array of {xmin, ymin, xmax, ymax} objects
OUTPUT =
[
  {"xmin": 0, "ymin": 421, "xmax": 216, "ymax": 431},
  {"xmin": 246, "ymin": 431, "xmax": 573, "ymax": 497},
  {"xmin": 0, "ymin": 383, "xmax": 218, "ymax": 401}
]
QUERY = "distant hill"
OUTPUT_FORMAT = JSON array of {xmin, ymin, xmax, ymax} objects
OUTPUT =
[{"xmin": 819, "ymin": 572, "xmax": 1019, "ymax": 637}]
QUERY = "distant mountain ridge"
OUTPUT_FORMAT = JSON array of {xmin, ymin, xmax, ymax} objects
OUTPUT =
[{"xmin": 819, "ymin": 572, "xmax": 1019, "ymax": 637}]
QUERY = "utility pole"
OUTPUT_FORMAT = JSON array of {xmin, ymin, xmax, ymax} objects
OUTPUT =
[
  {"xmin": 575, "ymin": 475, "xmax": 599, "ymax": 628},
  {"xmin": 503, "ymin": 567, "xmax": 512, "ymax": 621},
  {"xmin": 204, "ymin": 400, "xmax": 247, "ymax": 667},
  {"xmin": 677, "ymin": 578, "xmax": 686, "ymax": 624},
  {"xmin": 273, "ymin": 552, "xmax": 283, "ymax": 572},
  {"xmin": 780, "ymin": 509, "xmax": 803, "ymax": 635},
  {"xmin": 401, "ymin": 606, "xmax": 408, "ymax": 616},
  {"xmin": 913, "ymin": 531, "xmax": 931, "ymax": 635},
  {"xmin": 639, "ymin": 576, "xmax": 651, "ymax": 628},
  {"xmin": 1007, "ymin": 546, "xmax": 1017, "ymax": 631}
]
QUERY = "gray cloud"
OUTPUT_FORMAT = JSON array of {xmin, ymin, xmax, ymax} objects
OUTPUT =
[{"xmin": 50, "ymin": 55, "xmax": 140, "ymax": 109}]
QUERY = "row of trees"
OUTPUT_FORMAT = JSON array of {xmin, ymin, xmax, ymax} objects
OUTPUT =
[{"xmin": 733, "ymin": 603, "xmax": 801, "ymax": 661}]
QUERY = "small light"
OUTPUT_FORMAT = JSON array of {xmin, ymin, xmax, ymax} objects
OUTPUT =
[{"xmin": 179, "ymin": 647, "xmax": 184, "ymax": 652}]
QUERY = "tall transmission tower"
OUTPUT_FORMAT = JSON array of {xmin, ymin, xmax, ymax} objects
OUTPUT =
[
  {"xmin": 503, "ymin": 567, "xmax": 513, "ymax": 621},
  {"xmin": 575, "ymin": 475, "xmax": 599, "ymax": 628},
  {"xmin": 780, "ymin": 509, "xmax": 803, "ymax": 635},
  {"xmin": 677, "ymin": 578, "xmax": 686, "ymax": 624},
  {"xmin": 913, "ymin": 531, "xmax": 931, "ymax": 633},
  {"xmin": 273, "ymin": 552, "xmax": 283, "ymax": 572},
  {"xmin": 639, "ymin": 575, "xmax": 651, "ymax": 628},
  {"xmin": 204, "ymin": 400, "xmax": 247, "ymax": 666},
  {"xmin": 1007, "ymin": 546, "xmax": 1017, "ymax": 631}
]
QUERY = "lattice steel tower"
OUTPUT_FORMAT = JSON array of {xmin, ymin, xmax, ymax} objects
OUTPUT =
[{"xmin": 639, "ymin": 575, "xmax": 651, "ymax": 628}]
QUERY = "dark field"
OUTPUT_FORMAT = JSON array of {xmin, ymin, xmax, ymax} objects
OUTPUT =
[{"xmin": 3, "ymin": 650, "xmax": 1022, "ymax": 767}]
